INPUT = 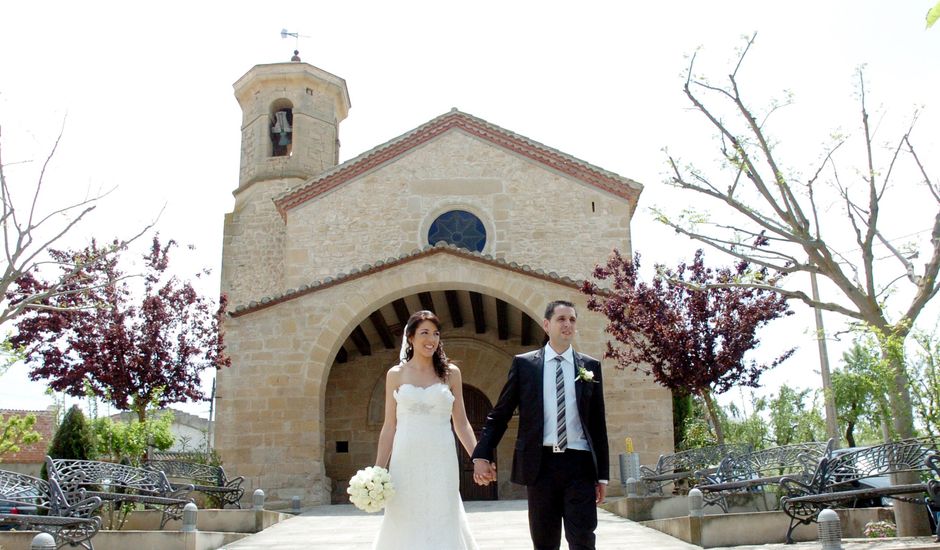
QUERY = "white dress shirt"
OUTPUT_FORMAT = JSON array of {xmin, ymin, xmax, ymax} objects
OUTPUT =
[{"xmin": 542, "ymin": 344, "xmax": 589, "ymax": 451}]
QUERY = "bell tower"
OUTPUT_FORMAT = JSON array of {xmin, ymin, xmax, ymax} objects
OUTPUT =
[
  {"xmin": 233, "ymin": 54, "xmax": 351, "ymax": 189},
  {"xmin": 222, "ymin": 54, "xmax": 351, "ymax": 307}
]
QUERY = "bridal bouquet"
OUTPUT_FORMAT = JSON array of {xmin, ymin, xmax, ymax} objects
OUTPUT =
[{"xmin": 347, "ymin": 466, "xmax": 395, "ymax": 513}]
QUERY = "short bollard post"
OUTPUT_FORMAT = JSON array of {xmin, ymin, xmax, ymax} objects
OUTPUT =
[
  {"xmin": 625, "ymin": 477, "xmax": 637, "ymax": 498},
  {"xmin": 181, "ymin": 502, "xmax": 198, "ymax": 532},
  {"xmin": 818, "ymin": 508, "xmax": 843, "ymax": 550},
  {"xmin": 688, "ymin": 488, "xmax": 704, "ymax": 517},
  {"xmin": 292, "ymin": 495, "xmax": 301, "ymax": 513},
  {"xmin": 254, "ymin": 489, "xmax": 266, "ymax": 533},
  {"xmin": 619, "ymin": 438, "xmax": 641, "ymax": 493},
  {"xmin": 688, "ymin": 488, "xmax": 704, "ymax": 546},
  {"xmin": 30, "ymin": 532, "xmax": 57, "ymax": 550}
]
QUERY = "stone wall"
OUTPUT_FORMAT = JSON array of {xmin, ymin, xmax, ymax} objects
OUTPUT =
[
  {"xmin": 283, "ymin": 130, "xmax": 635, "ymax": 288},
  {"xmin": 221, "ymin": 179, "xmax": 294, "ymax": 306}
]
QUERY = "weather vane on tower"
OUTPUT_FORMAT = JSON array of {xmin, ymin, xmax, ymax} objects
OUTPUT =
[{"xmin": 280, "ymin": 28, "xmax": 310, "ymax": 62}]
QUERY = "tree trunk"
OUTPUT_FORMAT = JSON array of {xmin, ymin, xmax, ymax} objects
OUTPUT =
[
  {"xmin": 845, "ymin": 422, "xmax": 856, "ymax": 448},
  {"xmin": 699, "ymin": 389, "xmax": 725, "ymax": 445},
  {"xmin": 880, "ymin": 413, "xmax": 892, "ymax": 442},
  {"xmin": 881, "ymin": 340, "xmax": 931, "ymax": 536}
]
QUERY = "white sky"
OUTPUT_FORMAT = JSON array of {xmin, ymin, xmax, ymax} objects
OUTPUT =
[{"xmin": 1, "ymin": 1, "xmax": 938, "ymax": 421}]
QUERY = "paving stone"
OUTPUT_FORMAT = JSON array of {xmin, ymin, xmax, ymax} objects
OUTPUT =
[{"xmin": 217, "ymin": 499, "xmax": 940, "ymax": 549}]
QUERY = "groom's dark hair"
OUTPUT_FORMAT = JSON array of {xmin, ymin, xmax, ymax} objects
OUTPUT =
[{"xmin": 544, "ymin": 300, "xmax": 576, "ymax": 320}]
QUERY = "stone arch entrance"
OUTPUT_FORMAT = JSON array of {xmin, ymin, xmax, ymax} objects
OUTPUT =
[{"xmin": 323, "ymin": 288, "xmax": 539, "ymax": 503}]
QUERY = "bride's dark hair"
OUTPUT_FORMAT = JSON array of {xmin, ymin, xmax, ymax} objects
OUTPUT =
[{"xmin": 404, "ymin": 310, "xmax": 450, "ymax": 380}]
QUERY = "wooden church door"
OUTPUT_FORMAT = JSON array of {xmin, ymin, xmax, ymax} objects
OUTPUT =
[{"xmin": 456, "ymin": 385, "xmax": 498, "ymax": 500}]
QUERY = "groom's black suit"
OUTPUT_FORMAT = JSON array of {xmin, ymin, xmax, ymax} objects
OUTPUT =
[{"xmin": 472, "ymin": 346, "xmax": 609, "ymax": 550}]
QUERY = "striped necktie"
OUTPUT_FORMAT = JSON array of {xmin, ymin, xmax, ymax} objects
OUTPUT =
[{"xmin": 554, "ymin": 356, "xmax": 567, "ymax": 451}]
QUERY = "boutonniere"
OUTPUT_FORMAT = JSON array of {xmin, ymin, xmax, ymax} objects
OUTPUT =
[{"xmin": 576, "ymin": 366, "xmax": 597, "ymax": 383}]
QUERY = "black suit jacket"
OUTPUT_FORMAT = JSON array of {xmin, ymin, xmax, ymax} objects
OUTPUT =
[{"xmin": 472, "ymin": 348, "xmax": 609, "ymax": 486}]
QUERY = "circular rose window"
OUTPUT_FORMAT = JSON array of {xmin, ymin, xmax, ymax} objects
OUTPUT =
[{"xmin": 427, "ymin": 210, "xmax": 487, "ymax": 252}]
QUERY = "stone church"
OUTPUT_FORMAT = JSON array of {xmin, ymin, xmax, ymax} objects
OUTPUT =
[{"xmin": 214, "ymin": 55, "xmax": 674, "ymax": 507}]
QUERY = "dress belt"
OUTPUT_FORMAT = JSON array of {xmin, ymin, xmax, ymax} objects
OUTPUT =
[{"xmin": 543, "ymin": 445, "xmax": 589, "ymax": 454}]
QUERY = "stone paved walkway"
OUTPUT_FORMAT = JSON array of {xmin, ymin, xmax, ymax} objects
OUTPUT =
[{"xmin": 220, "ymin": 499, "xmax": 940, "ymax": 550}]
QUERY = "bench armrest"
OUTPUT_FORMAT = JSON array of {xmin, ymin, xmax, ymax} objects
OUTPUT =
[
  {"xmin": 224, "ymin": 475, "xmax": 244, "ymax": 489},
  {"xmin": 779, "ymin": 475, "xmax": 815, "ymax": 499},
  {"xmin": 167, "ymin": 483, "xmax": 195, "ymax": 500},
  {"xmin": 62, "ymin": 493, "xmax": 103, "ymax": 519}
]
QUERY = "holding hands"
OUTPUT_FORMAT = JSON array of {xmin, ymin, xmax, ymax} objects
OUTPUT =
[{"xmin": 472, "ymin": 459, "xmax": 497, "ymax": 486}]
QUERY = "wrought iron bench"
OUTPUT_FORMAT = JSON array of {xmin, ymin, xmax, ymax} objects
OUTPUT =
[
  {"xmin": 144, "ymin": 459, "xmax": 244, "ymax": 508},
  {"xmin": 0, "ymin": 468, "xmax": 103, "ymax": 549},
  {"xmin": 640, "ymin": 443, "xmax": 750, "ymax": 495},
  {"xmin": 779, "ymin": 438, "xmax": 940, "ymax": 544},
  {"xmin": 696, "ymin": 440, "xmax": 833, "ymax": 512},
  {"xmin": 47, "ymin": 457, "xmax": 193, "ymax": 529}
]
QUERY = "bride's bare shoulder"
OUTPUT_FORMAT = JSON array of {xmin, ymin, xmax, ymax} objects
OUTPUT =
[{"xmin": 386, "ymin": 364, "xmax": 404, "ymax": 382}]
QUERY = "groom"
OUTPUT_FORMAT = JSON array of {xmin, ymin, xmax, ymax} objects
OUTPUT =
[{"xmin": 472, "ymin": 300, "xmax": 609, "ymax": 550}]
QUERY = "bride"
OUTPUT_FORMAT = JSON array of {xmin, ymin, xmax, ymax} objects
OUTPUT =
[{"xmin": 372, "ymin": 310, "xmax": 480, "ymax": 550}]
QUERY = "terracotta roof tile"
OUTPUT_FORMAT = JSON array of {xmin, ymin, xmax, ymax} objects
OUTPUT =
[{"xmin": 230, "ymin": 242, "xmax": 585, "ymax": 317}]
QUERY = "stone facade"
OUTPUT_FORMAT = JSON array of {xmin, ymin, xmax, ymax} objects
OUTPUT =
[
  {"xmin": 283, "ymin": 129, "xmax": 634, "ymax": 285},
  {"xmin": 222, "ymin": 179, "xmax": 294, "ymax": 306},
  {"xmin": 215, "ymin": 59, "xmax": 675, "ymax": 507}
]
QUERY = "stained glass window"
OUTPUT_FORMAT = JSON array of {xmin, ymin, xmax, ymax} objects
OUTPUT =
[{"xmin": 427, "ymin": 210, "xmax": 487, "ymax": 252}]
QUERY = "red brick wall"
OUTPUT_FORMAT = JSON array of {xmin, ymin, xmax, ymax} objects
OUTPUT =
[{"xmin": 0, "ymin": 409, "xmax": 54, "ymax": 464}]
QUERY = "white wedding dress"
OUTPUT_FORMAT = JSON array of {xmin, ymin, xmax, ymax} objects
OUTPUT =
[{"xmin": 373, "ymin": 383, "xmax": 479, "ymax": 550}]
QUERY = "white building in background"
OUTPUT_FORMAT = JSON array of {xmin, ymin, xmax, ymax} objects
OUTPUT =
[{"xmin": 110, "ymin": 408, "xmax": 212, "ymax": 454}]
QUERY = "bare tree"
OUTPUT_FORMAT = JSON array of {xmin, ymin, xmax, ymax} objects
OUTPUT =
[
  {"xmin": 0, "ymin": 124, "xmax": 152, "ymax": 326},
  {"xmin": 658, "ymin": 35, "xmax": 938, "ymax": 535}
]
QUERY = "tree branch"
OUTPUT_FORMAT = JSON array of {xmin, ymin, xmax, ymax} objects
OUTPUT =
[
  {"xmin": 684, "ymin": 279, "xmax": 863, "ymax": 319},
  {"xmin": 0, "ymin": 123, "xmax": 160, "ymax": 326}
]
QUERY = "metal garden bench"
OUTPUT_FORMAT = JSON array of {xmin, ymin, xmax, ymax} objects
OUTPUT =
[
  {"xmin": 0, "ymin": 468, "xmax": 103, "ymax": 549},
  {"xmin": 640, "ymin": 443, "xmax": 751, "ymax": 495},
  {"xmin": 144, "ymin": 459, "xmax": 244, "ymax": 508},
  {"xmin": 779, "ymin": 437, "xmax": 940, "ymax": 543},
  {"xmin": 47, "ymin": 457, "xmax": 193, "ymax": 529},
  {"xmin": 695, "ymin": 440, "xmax": 833, "ymax": 512}
]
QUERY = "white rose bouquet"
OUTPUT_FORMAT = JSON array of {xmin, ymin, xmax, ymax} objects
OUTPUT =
[{"xmin": 347, "ymin": 466, "xmax": 395, "ymax": 513}]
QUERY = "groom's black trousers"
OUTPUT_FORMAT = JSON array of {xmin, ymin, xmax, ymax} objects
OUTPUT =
[{"xmin": 526, "ymin": 448, "xmax": 597, "ymax": 550}]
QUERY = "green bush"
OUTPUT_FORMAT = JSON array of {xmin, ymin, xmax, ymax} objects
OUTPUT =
[
  {"xmin": 42, "ymin": 405, "xmax": 95, "ymax": 478},
  {"xmin": 92, "ymin": 411, "xmax": 175, "ymax": 465}
]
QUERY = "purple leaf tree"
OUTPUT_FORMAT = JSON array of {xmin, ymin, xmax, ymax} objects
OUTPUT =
[
  {"xmin": 9, "ymin": 236, "xmax": 230, "ymax": 423},
  {"xmin": 583, "ymin": 248, "xmax": 794, "ymax": 443}
]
